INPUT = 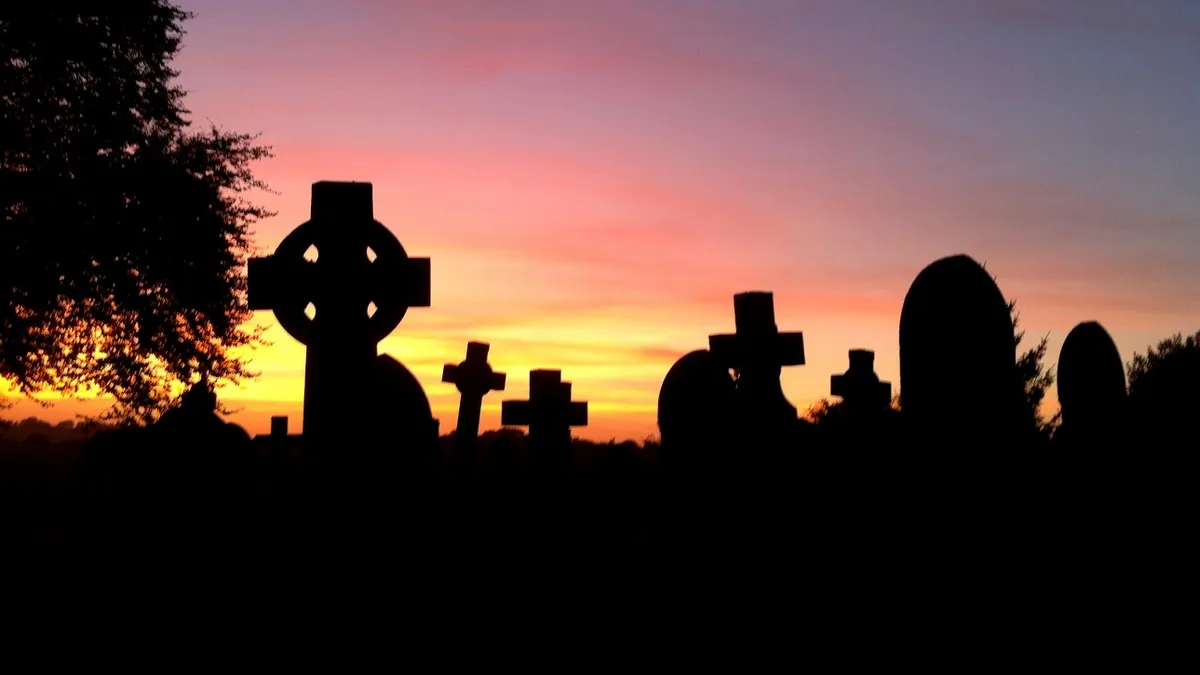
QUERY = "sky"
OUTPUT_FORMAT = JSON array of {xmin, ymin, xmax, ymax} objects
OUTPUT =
[{"xmin": 7, "ymin": 0, "xmax": 1200, "ymax": 440}]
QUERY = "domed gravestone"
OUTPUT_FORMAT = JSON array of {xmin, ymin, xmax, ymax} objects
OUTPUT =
[
  {"xmin": 79, "ymin": 383, "xmax": 257, "ymax": 551},
  {"xmin": 657, "ymin": 350, "xmax": 736, "ymax": 467},
  {"xmin": 899, "ymin": 254, "xmax": 1028, "ymax": 447},
  {"xmin": 247, "ymin": 181, "xmax": 432, "ymax": 463},
  {"xmin": 1055, "ymin": 321, "xmax": 1127, "ymax": 450},
  {"xmin": 147, "ymin": 383, "xmax": 257, "ymax": 545},
  {"xmin": 366, "ymin": 354, "xmax": 440, "ymax": 463}
]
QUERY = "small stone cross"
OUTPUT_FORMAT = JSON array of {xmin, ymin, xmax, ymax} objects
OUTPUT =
[
  {"xmin": 501, "ymin": 369, "xmax": 588, "ymax": 463},
  {"xmin": 442, "ymin": 341, "xmax": 506, "ymax": 457},
  {"xmin": 831, "ymin": 349, "xmax": 892, "ymax": 413}
]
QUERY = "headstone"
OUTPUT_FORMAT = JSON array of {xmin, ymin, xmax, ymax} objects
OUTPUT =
[
  {"xmin": 657, "ymin": 349, "xmax": 736, "ymax": 464},
  {"xmin": 442, "ymin": 341, "xmax": 506, "ymax": 462},
  {"xmin": 501, "ymin": 369, "xmax": 588, "ymax": 469},
  {"xmin": 831, "ymin": 349, "xmax": 892, "ymax": 418},
  {"xmin": 1055, "ymin": 321, "xmax": 1127, "ymax": 448},
  {"xmin": 899, "ymin": 254, "xmax": 1027, "ymax": 445},
  {"xmin": 247, "ymin": 181, "xmax": 431, "ymax": 458},
  {"xmin": 709, "ymin": 291, "xmax": 805, "ymax": 430},
  {"xmin": 365, "ymin": 354, "xmax": 440, "ymax": 462},
  {"xmin": 147, "ymin": 382, "xmax": 257, "ymax": 550}
]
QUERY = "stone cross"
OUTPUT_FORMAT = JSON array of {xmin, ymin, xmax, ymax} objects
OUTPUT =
[
  {"xmin": 442, "ymin": 341, "xmax": 506, "ymax": 458},
  {"xmin": 831, "ymin": 349, "xmax": 892, "ymax": 415},
  {"xmin": 246, "ymin": 181, "xmax": 431, "ymax": 454},
  {"xmin": 501, "ymin": 369, "xmax": 588, "ymax": 464},
  {"xmin": 709, "ymin": 291, "xmax": 805, "ymax": 422}
]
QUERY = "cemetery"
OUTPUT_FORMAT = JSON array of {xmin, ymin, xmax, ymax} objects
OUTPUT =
[{"xmin": 3, "ymin": 180, "xmax": 1193, "ymax": 585}]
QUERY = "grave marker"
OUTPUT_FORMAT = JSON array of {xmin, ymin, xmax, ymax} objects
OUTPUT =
[
  {"xmin": 709, "ymin": 291, "xmax": 804, "ymax": 424},
  {"xmin": 443, "ymin": 341, "xmax": 507, "ymax": 458},
  {"xmin": 831, "ymin": 349, "xmax": 892, "ymax": 414},
  {"xmin": 247, "ymin": 181, "xmax": 431, "ymax": 455},
  {"xmin": 502, "ymin": 369, "xmax": 588, "ymax": 465}
]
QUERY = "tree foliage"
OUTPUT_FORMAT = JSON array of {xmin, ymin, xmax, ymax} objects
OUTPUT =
[
  {"xmin": 1127, "ymin": 330, "xmax": 1200, "ymax": 426},
  {"xmin": 1, "ymin": 3, "xmax": 273, "ymax": 424},
  {"xmin": 1009, "ymin": 300, "xmax": 1058, "ymax": 438}
]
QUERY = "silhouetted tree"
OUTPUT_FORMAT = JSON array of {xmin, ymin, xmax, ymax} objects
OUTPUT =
[
  {"xmin": 806, "ymin": 394, "xmax": 900, "ymax": 426},
  {"xmin": 1127, "ymin": 330, "xmax": 1200, "ymax": 435},
  {"xmin": 1009, "ymin": 300, "xmax": 1058, "ymax": 438},
  {"xmin": 1, "ymin": 4, "xmax": 273, "ymax": 424}
]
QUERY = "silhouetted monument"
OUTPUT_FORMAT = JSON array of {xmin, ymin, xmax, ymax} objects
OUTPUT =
[
  {"xmin": 78, "ymin": 382, "xmax": 256, "ymax": 551},
  {"xmin": 247, "ymin": 181, "xmax": 431, "ymax": 457},
  {"xmin": 657, "ymin": 349, "xmax": 736, "ymax": 464},
  {"xmin": 153, "ymin": 382, "xmax": 252, "ymax": 444},
  {"xmin": 1055, "ymin": 321, "xmax": 1127, "ymax": 449},
  {"xmin": 502, "ymin": 369, "xmax": 588, "ymax": 470},
  {"xmin": 831, "ymin": 349, "xmax": 892, "ymax": 419},
  {"xmin": 899, "ymin": 255, "xmax": 1027, "ymax": 445},
  {"xmin": 709, "ymin": 292, "xmax": 805, "ymax": 438},
  {"xmin": 367, "ymin": 354, "xmax": 440, "ymax": 461},
  {"xmin": 443, "ymin": 341, "xmax": 507, "ymax": 462}
]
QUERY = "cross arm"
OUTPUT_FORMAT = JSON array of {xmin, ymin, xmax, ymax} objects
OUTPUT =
[
  {"xmin": 442, "ymin": 363, "xmax": 460, "ymax": 385},
  {"xmin": 373, "ymin": 257, "xmax": 431, "ymax": 308},
  {"xmin": 501, "ymin": 400, "xmax": 531, "ymax": 426},
  {"xmin": 567, "ymin": 401, "xmax": 588, "ymax": 427},
  {"xmin": 247, "ymin": 256, "xmax": 318, "ymax": 311},
  {"xmin": 775, "ymin": 332, "xmax": 806, "ymax": 366},
  {"xmin": 830, "ymin": 373, "xmax": 848, "ymax": 398},
  {"xmin": 489, "ymin": 371, "xmax": 507, "ymax": 392},
  {"xmin": 708, "ymin": 334, "xmax": 740, "ymax": 369}
]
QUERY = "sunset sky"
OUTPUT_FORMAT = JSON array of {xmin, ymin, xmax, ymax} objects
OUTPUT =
[{"xmin": 7, "ymin": 0, "xmax": 1200, "ymax": 440}]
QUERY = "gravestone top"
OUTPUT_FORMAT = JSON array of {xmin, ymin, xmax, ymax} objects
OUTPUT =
[
  {"xmin": 733, "ymin": 291, "xmax": 777, "ymax": 334},
  {"xmin": 1058, "ymin": 320, "xmax": 1126, "ymax": 413},
  {"xmin": 899, "ymin": 253, "xmax": 1024, "ymax": 438},
  {"xmin": 311, "ymin": 181, "xmax": 372, "ymax": 222},
  {"xmin": 831, "ymin": 349, "xmax": 891, "ymax": 406},
  {"xmin": 443, "ymin": 341, "xmax": 507, "ymax": 398},
  {"xmin": 657, "ymin": 349, "xmax": 736, "ymax": 447},
  {"xmin": 180, "ymin": 382, "xmax": 217, "ymax": 413},
  {"xmin": 443, "ymin": 341, "xmax": 506, "ymax": 449},
  {"xmin": 709, "ymin": 291, "xmax": 805, "ymax": 370},
  {"xmin": 501, "ymin": 369, "xmax": 589, "ymax": 429},
  {"xmin": 246, "ymin": 181, "xmax": 431, "ymax": 348},
  {"xmin": 848, "ymin": 349, "xmax": 874, "ymax": 371}
]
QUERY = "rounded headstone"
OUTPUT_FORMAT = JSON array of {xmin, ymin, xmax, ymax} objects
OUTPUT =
[
  {"xmin": 370, "ymin": 354, "xmax": 438, "ymax": 454},
  {"xmin": 658, "ymin": 350, "xmax": 736, "ymax": 452},
  {"xmin": 1058, "ymin": 321, "xmax": 1126, "ymax": 425},
  {"xmin": 899, "ymin": 254, "xmax": 1024, "ymax": 439}
]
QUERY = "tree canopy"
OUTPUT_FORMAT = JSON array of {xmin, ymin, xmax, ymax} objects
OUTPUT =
[
  {"xmin": 1127, "ymin": 330, "xmax": 1200, "ymax": 432},
  {"xmin": 1009, "ymin": 300, "xmax": 1058, "ymax": 439},
  {"xmin": 1, "ymin": 3, "xmax": 272, "ymax": 424}
]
